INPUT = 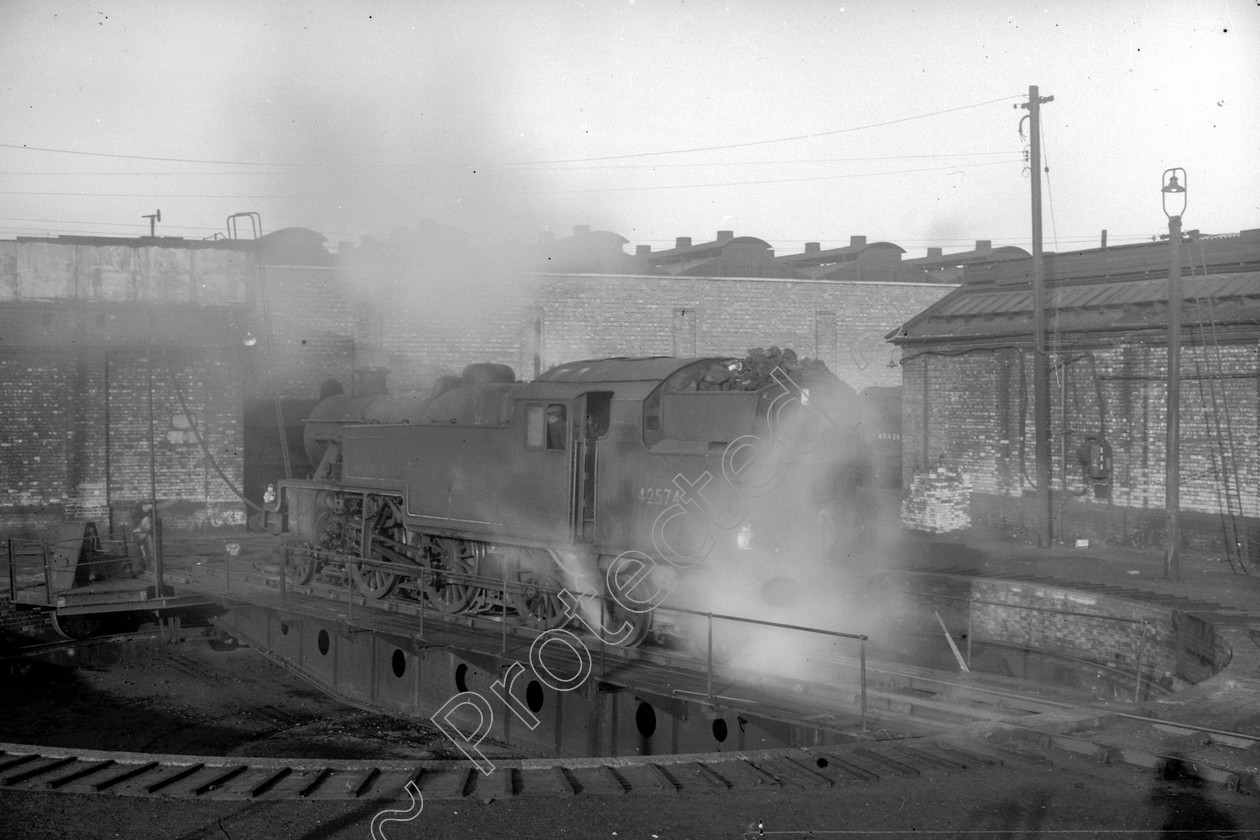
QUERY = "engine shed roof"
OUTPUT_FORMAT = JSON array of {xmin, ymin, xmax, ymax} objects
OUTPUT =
[{"xmin": 889, "ymin": 269, "xmax": 1260, "ymax": 346}]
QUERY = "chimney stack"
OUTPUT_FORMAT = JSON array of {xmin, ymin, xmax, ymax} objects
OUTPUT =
[
  {"xmin": 805, "ymin": 242, "xmax": 821, "ymax": 254},
  {"xmin": 850, "ymin": 235, "xmax": 867, "ymax": 247},
  {"xmin": 675, "ymin": 236, "xmax": 692, "ymax": 249},
  {"xmin": 928, "ymin": 247, "xmax": 943, "ymax": 259},
  {"xmin": 635, "ymin": 244, "xmax": 652, "ymax": 256},
  {"xmin": 975, "ymin": 239, "xmax": 992, "ymax": 254},
  {"xmin": 716, "ymin": 230, "xmax": 734, "ymax": 242}
]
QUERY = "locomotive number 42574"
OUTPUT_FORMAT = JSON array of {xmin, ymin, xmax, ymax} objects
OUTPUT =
[{"xmin": 638, "ymin": 487, "xmax": 685, "ymax": 505}]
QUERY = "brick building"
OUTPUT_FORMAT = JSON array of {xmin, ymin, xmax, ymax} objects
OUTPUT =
[
  {"xmin": 891, "ymin": 229, "xmax": 1260, "ymax": 562},
  {"xmin": 0, "ymin": 227, "xmax": 346, "ymax": 537}
]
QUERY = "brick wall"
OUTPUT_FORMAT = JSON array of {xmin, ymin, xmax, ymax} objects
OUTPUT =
[
  {"xmin": 901, "ymin": 339, "xmax": 1260, "ymax": 555},
  {"xmin": 345, "ymin": 271, "xmax": 952, "ymax": 394},
  {"xmin": 531, "ymin": 273, "xmax": 947, "ymax": 392},
  {"xmin": 1, "ymin": 236, "xmax": 261, "ymax": 538},
  {"xmin": 884, "ymin": 571, "xmax": 1228, "ymax": 694},
  {"xmin": 248, "ymin": 265, "xmax": 356, "ymax": 401},
  {"xmin": 0, "ymin": 345, "xmax": 247, "ymax": 535},
  {"xmin": 0, "ymin": 598, "xmax": 53, "ymax": 643},
  {"xmin": 107, "ymin": 348, "xmax": 247, "ymax": 531}
]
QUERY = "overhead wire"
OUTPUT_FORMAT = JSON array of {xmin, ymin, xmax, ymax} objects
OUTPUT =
[
  {"xmin": 0, "ymin": 159, "xmax": 1023, "ymax": 199},
  {"xmin": 0, "ymin": 151, "xmax": 1024, "ymax": 177},
  {"xmin": 0, "ymin": 95, "xmax": 1025, "ymax": 169},
  {"xmin": 0, "ymin": 93, "xmax": 1134, "ymax": 247}
]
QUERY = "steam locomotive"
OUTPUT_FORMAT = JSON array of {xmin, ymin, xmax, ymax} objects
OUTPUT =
[{"xmin": 263, "ymin": 353, "xmax": 870, "ymax": 647}]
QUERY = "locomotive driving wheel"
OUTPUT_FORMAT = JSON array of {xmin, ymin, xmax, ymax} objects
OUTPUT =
[
  {"xmin": 508, "ymin": 563, "xmax": 566, "ymax": 631},
  {"xmin": 605, "ymin": 560, "xmax": 654, "ymax": 647},
  {"xmin": 421, "ymin": 536, "xmax": 477, "ymax": 613},
  {"xmin": 351, "ymin": 498, "xmax": 403, "ymax": 599}
]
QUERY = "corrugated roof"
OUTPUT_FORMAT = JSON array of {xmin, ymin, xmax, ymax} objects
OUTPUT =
[
  {"xmin": 902, "ymin": 245, "xmax": 1030, "ymax": 267},
  {"xmin": 891, "ymin": 270, "xmax": 1260, "ymax": 344}
]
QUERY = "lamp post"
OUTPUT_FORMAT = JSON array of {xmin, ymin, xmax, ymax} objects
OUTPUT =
[{"xmin": 1162, "ymin": 168, "xmax": 1186, "ymax": 582}]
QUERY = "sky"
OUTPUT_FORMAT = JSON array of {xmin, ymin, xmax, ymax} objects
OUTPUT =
[{"xmin": 1, "ymin": 0, "xmax": 1256, "ymax": 257}]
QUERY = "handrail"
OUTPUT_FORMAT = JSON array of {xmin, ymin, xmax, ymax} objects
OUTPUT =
[
  {"xmin": 5, "ymin": 534, "xmax": 135, "ymax": 606},
  {"xmin": 255, "ymin": 543, "xmax": 872, "ymax": 728}
]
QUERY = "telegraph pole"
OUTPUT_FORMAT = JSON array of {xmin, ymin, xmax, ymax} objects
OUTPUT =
[{"xmin": 1021, "ymin": 85, "xmax": 1055, "ymax": 547}]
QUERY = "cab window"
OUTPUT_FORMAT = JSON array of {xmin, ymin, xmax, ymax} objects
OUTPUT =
[{"xmin": 526, "ymin": 403, "xmax": 567, "ymax": 450}]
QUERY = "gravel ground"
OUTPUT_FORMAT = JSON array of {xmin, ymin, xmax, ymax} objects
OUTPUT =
[{"xmin": 0, "ymin": 637, "xmax": 473, "ymax": 762}]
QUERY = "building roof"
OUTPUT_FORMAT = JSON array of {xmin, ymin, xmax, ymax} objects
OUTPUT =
[
  {"xmin": 533, "ymin": 226, "xmax": 633, "ymax": 273},
  {"xmin": 776, "ymin": 238, "xmax": 904, "ymax": 267},
  {"xmin": 890, "ymin": 268, "xmax": 1260, "ymax": 346},
  {"xmin": 902, "ymin": 241, "xmax": 1030, "ymax": 268},
  {"xmin": 641, "ymin": 232, "xmax": 772, "ymax": 262}
]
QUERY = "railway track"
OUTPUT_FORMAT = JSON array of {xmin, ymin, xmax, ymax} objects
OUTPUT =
[
  {"xmin": 0, "ymin": 736, "xmax": 1046, "ymax": 801},
  {"xmin": 6, "ymin": 709, "xmax": 1258, "ymax": 803}
]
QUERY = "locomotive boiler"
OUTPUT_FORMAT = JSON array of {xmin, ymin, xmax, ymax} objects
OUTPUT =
[{"xmin": 264, "ymin": 353, "xmax": 869, "ymax": 647}]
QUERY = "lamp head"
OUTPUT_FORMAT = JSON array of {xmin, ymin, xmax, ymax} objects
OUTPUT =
[{"xmin": 1161, "ymin": 168, "xmax": 1187, "ymax": 219}]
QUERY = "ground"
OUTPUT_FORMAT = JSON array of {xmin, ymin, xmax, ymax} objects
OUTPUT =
[
  {"xmin": 0, "ymin": 639, "xmax": 469, "ymax": 762},
  {"xmin": 2, "ymin": 638, "xmax": 1258, "ymax": 839}
]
